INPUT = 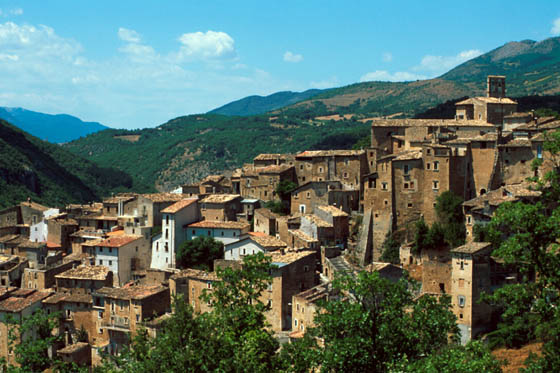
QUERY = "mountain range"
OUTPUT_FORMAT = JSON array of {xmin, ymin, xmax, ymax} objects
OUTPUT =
[
  {"xmin": 2, "ymin": 36, "xmax": 560, "ymax": 201},
  {"xmin": 0, "ymin": 107, "xmax": 109, "ymax": 143},
  {"xmin": 0, "ymin": 119, "xmax": 138, "ymax": 209}
]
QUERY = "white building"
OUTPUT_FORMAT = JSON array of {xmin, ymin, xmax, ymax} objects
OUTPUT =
[
  {"xmin": 224, "ymin": 233, "xmax": 287, "ymax": 260},
  {"xmin": 186, "ymin": 220, "xmax": 250, "ymax": 245},
  {"xmin": 92, "ymin": 235, "xmax": 150, "ymax": 286},
  {"xmin": 29, "ymin": 208, "xmax": 59, "ymax": 243},
  {"xmin": 151, "ymin": 199, "xmax": 199, "ymax": 270}
]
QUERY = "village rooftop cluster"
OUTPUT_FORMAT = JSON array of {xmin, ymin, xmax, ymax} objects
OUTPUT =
[{"xmin": 0, "ymin": 76, "xmax": 557, "ymax": 367}]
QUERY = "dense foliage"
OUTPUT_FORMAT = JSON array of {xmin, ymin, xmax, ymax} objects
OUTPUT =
[
  {"xmin": 480, "ymin": 130, "xmax": 560, "ymax": 370},
  {"xmin": 64, "ymin": 114, "xmax": 371, "ymax": 191},
  {"xmin": 0, "ymin": 120, "xmax": 139, "ymax": 209},
  {"xmin": 380, "ymin": 232, "xmax": 400, "ymax": 264},
  {"xmin": 176, "ymin": 236, "xmax": 224, "ymax": 271}
]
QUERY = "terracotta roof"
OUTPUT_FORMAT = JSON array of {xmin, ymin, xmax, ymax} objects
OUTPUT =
[
  {"xmin": 171, "ymin": 268, "xmax": 219, "ymax": 281},
  {"xmin": 256, "ymin": 164, "xmax": 293, "ymax": 174},
  {"xmin": 142, "ymin": 193, "xmax": 185, "ymax": 203},
  {"xmin": 95, "ymin": 285, "xmax": 167, "ymax": 300},
  {"xmin": 254, "ymin": 208, "xmax": 279, "ymax": 219},
  {"xmin": 95, "ymin": 235, "xmax": 142, "ymax": 248},
  {"xmin": 0, "ymin": 289, "xmax": 52, "ymax": 313},
  {"xmin": 294, "ymin": 283, "xmax": 330, "ymax": 303},
  {"xmin": 56, "ymin": 265, "xmax": 110, "ymax": 281},
  {"xmin": 316, "ymin": 205, "xmax": 348, "ymax": 217},
  {"xmin": 70, "ymin": 229, "xmax": 107, "ymax": 239},
  {"xmin": 392, "ymin": 150, "xmax": 423, "ymax": 161},
  {"xmin": 455, "ymin": 97, "xmax": 517, "ymax": 105},
  {"xmin": 103, "ymin": 195, "xmax": 136, "ymax": 204},
  {"xmin": 201, "ymin": 174, "xmax": 225, "ymax": 184},
  {"xmin": 267, "ymin": 249, "xmax": 315, "ymax": 264},
  {"xmin": 251, "ymin": 235, "xmax": 287, "ymax": 248},
  {"xmin": 248, "ymin": 232, "xmax": 268, "ymax": 237},
  {"xmin": 106, "ymin": 229, "xmax": 125, "ymax": 237},
  {"xmin": 188, "ymin": 220, "xmax": 249, "ymax": 230},
  {"xmin": 43, "ymin": 292, "xmax": 92, "ymax": 305},
  {"xmin": 19, "ymin": 201, "xmax": 50, "ymax": 211},
  {"xmin": 46, "ymin": 242, "xmax": 62, "ymax": 249},
  {"xmin": 296, "ymin": 150, "xmax": 365, "ymax": 158},
  {"xmin": 302, "ymin": 214, "xmax": 332, "ymax": 228},
  {"xmin": 289, "ymin": 229, "xmax": 318, "ymax": 243},
  {"xmin": 253, "ymin": 153, "xmax": 292, "ymax": 161},
  {"xmin": 370, "ymin": 118, "xmax": 494, "ymax": 128},
  {"xmin": 161, "ymin": 199, "xmax": 198, "ymax": 214},
  {"xmin": 451, "ymin": 242, "xmax": 492, "ymax": 254},
  {"xmin": 57, "ymin": 342, "xmax": 89, "ymax": 354},
  {"xmin": 500, "ymin": 139, "xmax": 531, "ymax": 147},
  {"xmin": 200, "ymin": 194, "xmax": 241, "ymax": 204}
]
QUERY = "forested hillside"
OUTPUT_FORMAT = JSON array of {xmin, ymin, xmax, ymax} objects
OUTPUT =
[
  {"xmin": 0, "ymin": 120, "xmax": 141, "ymax": 209},
  {"xmin": 64, "ymin": 114, "xmax": 371, "ymax": 191}
]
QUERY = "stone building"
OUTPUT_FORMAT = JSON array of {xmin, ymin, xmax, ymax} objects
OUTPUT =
[
  {"xmin": 294, "ymin": 150, "xmax": 368, "ymax": 191},
  {"xmin": 199, "ymin": 194, "xmax": 243, "ymax": 222},
  {"xmin": 0, "ymin": 288, "xmax": 52, "ymax": 366},
  {"xmin": 239, "ymin": 164, "xmax": 297, "ymax": 202},
  {"xmin": 253, "ymin": 208, "xmax": 280, "ymax": 236},
  {"xmin": 47, "ymin": 216, "xmax": 79, "ymax": 252},
  {"xmin": 290, "ymin": 181, "xmax": 357, "ymax": 215},
  {"xmin": 291, "ymin": 283, "xmax": 332, "ymax": 337},
  {"xmin": 0, "ymin": 254, "xmax": 28, "ymax": 287},
  {"xmin": 55, "ymin": 265, "xmax": 113, "ymax": 294},
  {"xmin": 93, "ymin": 285, "xmax": 170, "ymax": 357},
  {"xmin": 88, "ymin": 235, "xmax": 151, "ymax": 286},
  {"xmin": 253, "ymin": 153, "xmax": 295, "ymax": 168},
  {"xmin": 450, "ymin": 242, "xmax": 493, "ymax": 344}
]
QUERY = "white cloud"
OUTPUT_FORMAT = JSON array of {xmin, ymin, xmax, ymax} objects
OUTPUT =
[
  {"xmin": 118, "ymin": 27, "xmax": 141, "ymax": 43},
  {"xmin": 416, "ymin": 49, "xmax": 482, "ymax": 73},
  {"xmin": 283, "ymin": 51, "xmax": 303, "ymax": 63},
  {"xmin": 10, "ymin": 8, "xmax": 23, "ymax": 16},
  {"xmin": 0, "ymin": 21, "xmax": 292, "ymax": 129},
  {"xmin": 177, "ymin": 30, "xmax": 236, "ymax": 60},
  {"xmin": 382, "ymin": 52, "xmax": 392, "ymax": 62},
  {"xmin": 552, "ymin": 17, "xmax": 560, "ymax": 36},
  {"xmin": 360, "ymin": 70, "xmax": 426, "ymax": 82}
]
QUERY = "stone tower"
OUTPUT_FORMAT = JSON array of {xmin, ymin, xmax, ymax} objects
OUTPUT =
[{"xmin": 487, "ymin": 75, "xmax": 506, "ymax": 98}]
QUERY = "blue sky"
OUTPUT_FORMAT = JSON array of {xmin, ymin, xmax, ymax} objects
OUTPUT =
[{"xmin": 0, "ymin": 1, "xmax": 559, "ymax": 129}]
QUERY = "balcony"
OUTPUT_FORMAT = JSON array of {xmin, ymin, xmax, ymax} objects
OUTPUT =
[{"xmin": 102, "ymin": 316, "xmax": 130, "ymax": 332}]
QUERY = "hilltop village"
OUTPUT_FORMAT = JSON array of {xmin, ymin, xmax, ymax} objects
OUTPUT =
[{"xmin": 0, "ymin": 76, "xmax": 558, "ymax": 367}]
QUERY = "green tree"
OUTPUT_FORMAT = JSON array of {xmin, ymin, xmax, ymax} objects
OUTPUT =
[
  {"xmin": 1, "ymin": 309, "xmax": 63, "ymax": 373},
  {"xmin": 312, "ymin": 271, "xmax": 459, "ymax": 372},
  {"xmin": 380, "ymin": 232, "xmax": 400, "ymax": 264},
  {"xmin": 275, "ymin": 180, "xmax": 297, "ymax": 200},
  {"xmin": 176, "ymin": 236, "xmax": 224, "ymax": 271},
  {"xmin": 482, "ymin": 130, "xmax": 560, "ymax": 370},
  {"xmin": 434, "ymin": 190, "xmax": 466, "ymax": 248}
]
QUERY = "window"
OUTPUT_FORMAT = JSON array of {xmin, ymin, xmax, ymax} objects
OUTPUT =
[
  {"xmin": 207, "ymin": 282, "xmax": 212, "ymax": 289},
  {"xmin": 243, "ymin": 248, "xmax": 246, "ymax": 255},
  {"xmin": 296, "ymin": 304, "xmax": 300, "ymax": 311},
  {"xmin": 407, "ymin": 203, "xmax": 412, "ymax": 208},
  {"xmin": 306, "ymin": 192, "xmax": 311, "ymax": 199},
  {"xmin": 433, "ymin": 161, "xmax": 439, "ymax": 171},
  {"xmin": 343, "ymin": 172, "xmax": 349, "ymax": 178},
  {"xmin": 294, "ymin": 319, "xmax": 298, "ymax": 326},
  {"xmin": 426, "ymin": 163, "xmax": 431, "ymax": 170},
  {"xmin": 208, "ymin": 230, "xmax": 211, "ymax": 236},
  {"xmin": 458, "ymin": 295, "xmax": 466, "ymax": 308},
  {"xmin": 384, "ymin": 200, "xmax": 388, "ymax": 206},
  {"xmin": 381, "ymin": 182, "xmax": 388, "ymax": 190},
  {"xmin": 319, "ymin": 167, "xmax": 323, "ymax": 173},
  {"xmin": 294, "ymin": 192, "xmax": 299, "ymax": 199},
  {"xmin": 108, "ymin": 260, "xmax": 112, "ymax": 266},
  {"xmin": 537, "ymin": 145, "xmax": 543, "ymax": 159},
  {"xmin": 166, "ymin": 215, "xmax": 169, "ymax": 225},
  {"xmin": 410, "ymin": 181, "xmax": 414, "ymax": 188},
  {"xmin": 433, "ymin": 180, "xmax": 439, "ymax": 190},
  {"xmin": 426, "ymin": 149, "xmax": 431, "ymax": 155},
  {"xmin": 403, "ymin": 164, "xmax": 409, "ymax": 175},
  {"xmin": 99, "ymin": 260, "xmax": 103, "ymax": 265},
  {"xmin": 304, "ymin": 265, "xmax": 309, "ymax": 272},
  {"xmin": 156, "ymin": 242, "xmax": 159, "ymax": 251},
  {"xmin": 109, "ymin": 247, "xmax": 112, "ymax": 253},
  {"xmin": 98, "ymin": 311, "xmax": 103, "ymax": 319},
  {"xmin": 165, "ymin": 229, "xmax": 168, "ymax": 239},
  {"xmin": 404, "ymin": 183, "xmax": 409, "ymax": 189},
  {"xmin": 466, "ymin": 216, "xmax": 472, "ymax": 224}
]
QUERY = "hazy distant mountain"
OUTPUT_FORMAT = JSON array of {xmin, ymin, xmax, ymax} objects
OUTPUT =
[
  {"xmin": 64, "ymin": 37, "xmax": 560, "ymax": 192},
  {"xmin": 0, "ymin": 119, "xmax": 137, "ymax": 209},
  {"xmin": 208, "ymin": 89, "xmax": 323, "ymax": 116},
  {"xmin": 0, "ymin": 107, "xmax": 109, "ymax": 143}
]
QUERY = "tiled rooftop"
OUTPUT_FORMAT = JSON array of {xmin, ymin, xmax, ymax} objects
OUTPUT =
[
  {"xmin": 370, "ymin": 118, "xmax": 494, "ymax": 128},
  {"xmin": 188, "ymin": 220, "xmax": 249, "ymax": 229},
  {"xmin": 171, "ymin": 268, "xmax": 219, "ymax": 281},
  {"xmin": 43, "ymin": 292, "xmax": 92, "ymax": 305},
  {"xmin": 253, "ymin": 153, "xmax": 292, "ymax": 161},
  {"xmin": 161, "ymin": 199, "xmax": 198, "ymax": 214},
  {"xmin": 268, "ymin": 249, "xmax": 315, "ymax": 264},
  {"xmin": 250, "ymin": 235, "xmax": 287, "ymax": 248},
  {"xmin": 142, "ymin": 193, "xmax": 185, "ymax": 203},
  {"xmin": 57, "ymin": 342, "xmax": 89, "ymax": 354},
  {"xmin": 455, "ymin": 97, "xmax": 517, "ymax": 105},
  {"xmin": 56, "ymin": 265, "xmax": 110, "ymax": 281},
  {"xmin": 200, "ymin": 194, "xmax": 241, "ymax": 204},
  {"xmin": 289, "ymin": 229, "xmax": 318, "ymax": 243},
  {"xmin": 296, "ymin": 150, "xmax": 364, "ymax": 158},
  {"xmin": 302, "ymin": 214, "xmax": 332, "ymax": 228},
  {"xmin": 96, "ymin": 235, "xmax": 142, "ymax": 248},
  {"xmin": 0, "ymin": 289, "xmax": 52, "ymax": 313},
  {"xmin": 254, "ymin": 208, "xmax": 280, "ymax": 219},
  {"xmin": 95, "ymin": 285, "xmax": 167, "ymax": 300},
  {"xmin": 451, "ymin": 242, "xmax": 492, "ymax": 254},
  {"xmin": 316, "ymin": 205, "xmax": 348, "ymax": 217}
]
